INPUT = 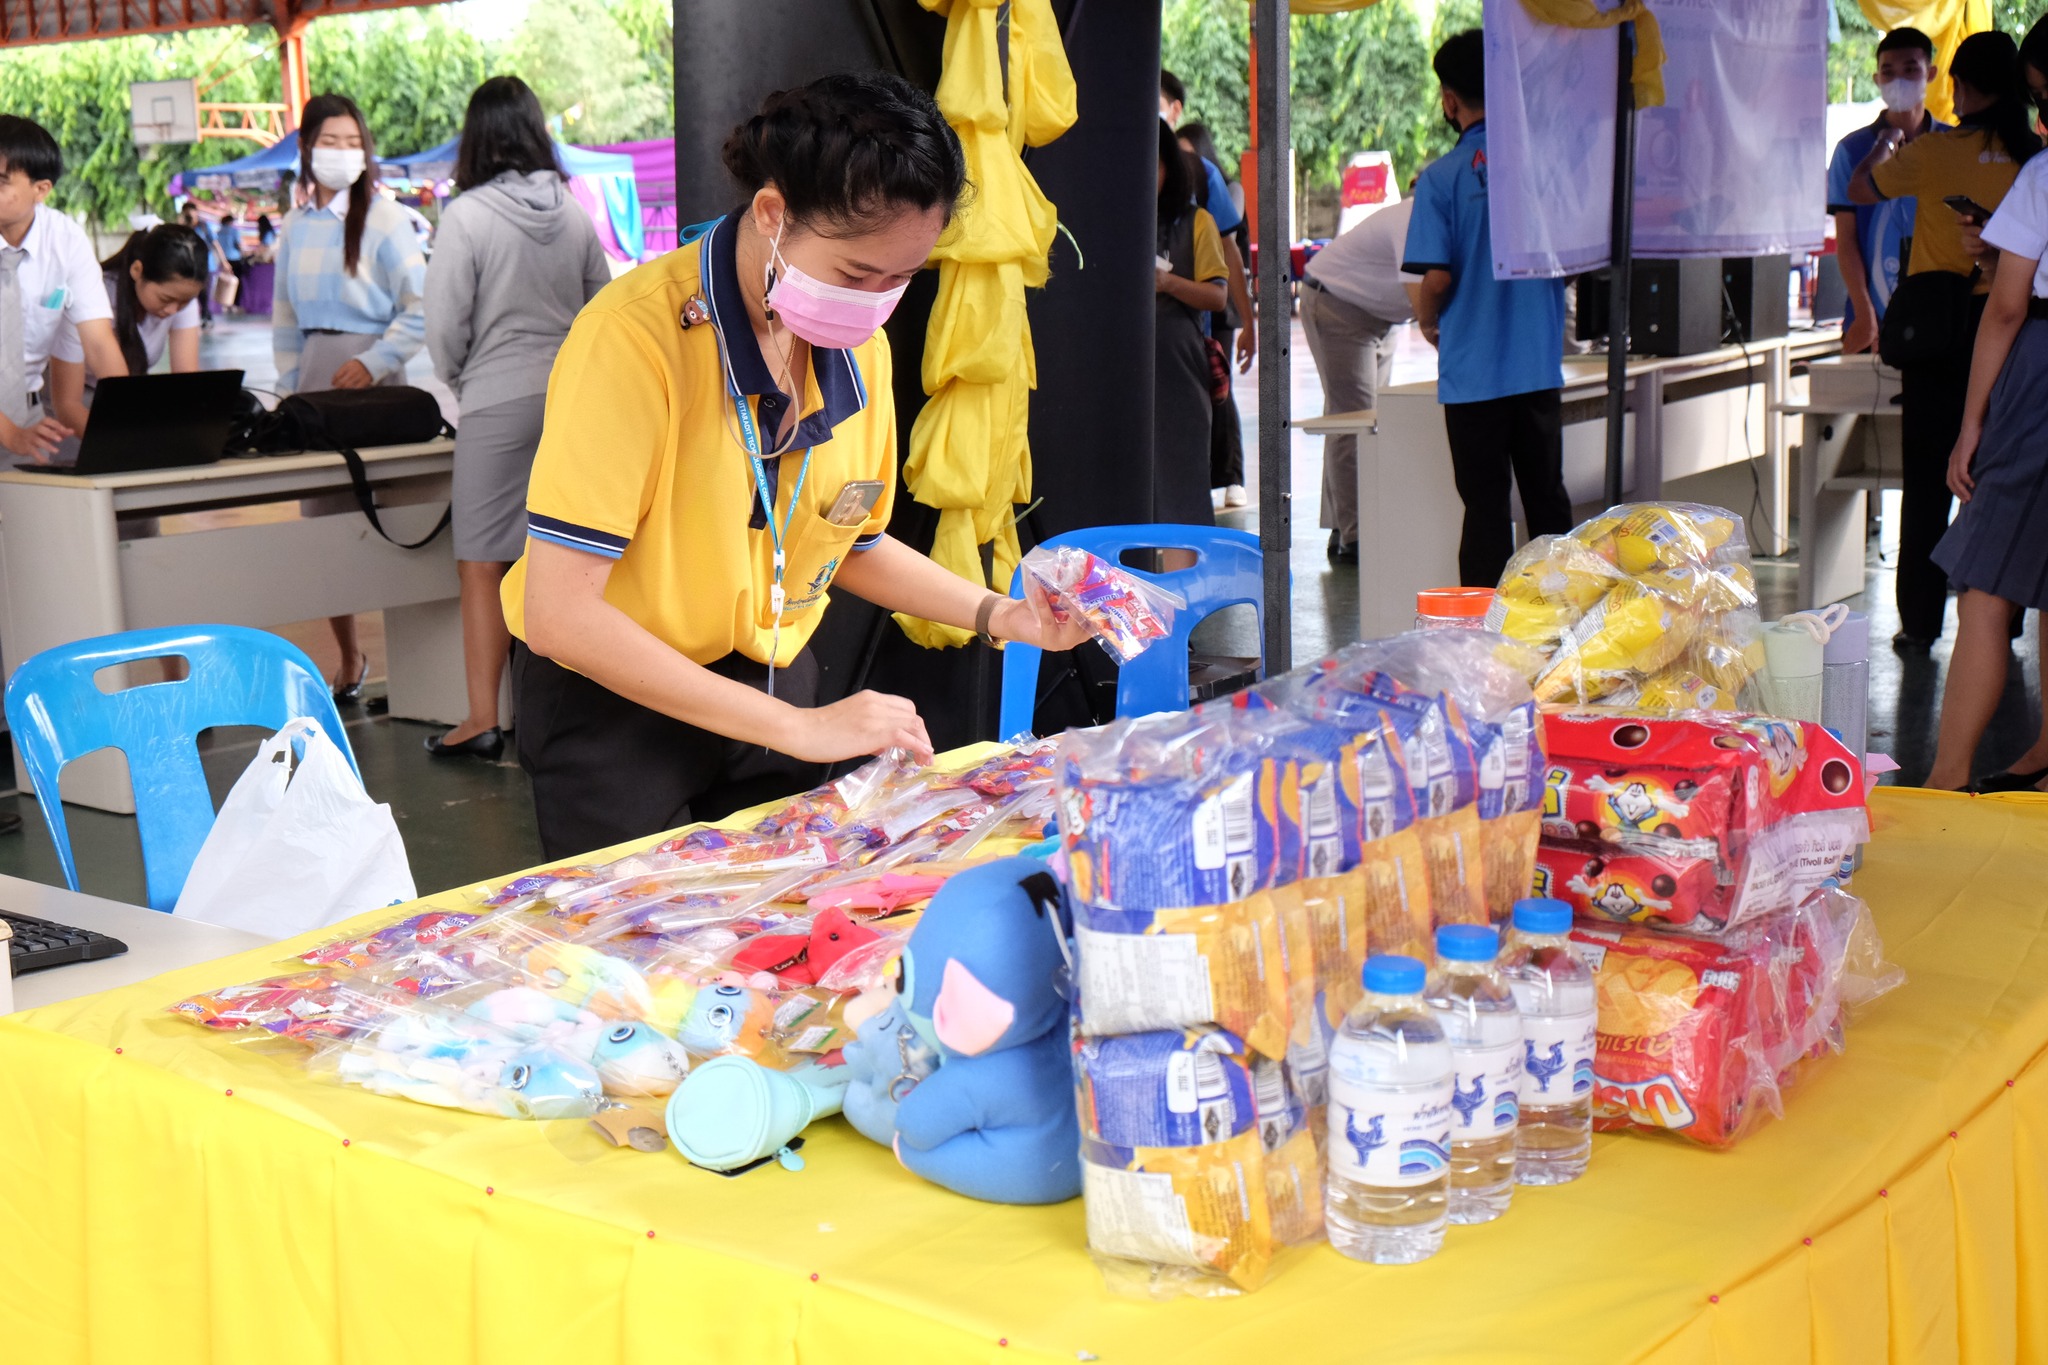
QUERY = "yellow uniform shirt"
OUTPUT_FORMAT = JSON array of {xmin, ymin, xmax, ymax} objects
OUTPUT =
[
  {"xmin": 503, "ymin": 214, "xmax": 897, "ymax": 668},
  {"xmin": 1191, "ymin": 207, "xmax": 1228, "ymax": 286},
  {"xmin": 1872, "ymin": 124, "xmax": 2023, "ymax": 282}
]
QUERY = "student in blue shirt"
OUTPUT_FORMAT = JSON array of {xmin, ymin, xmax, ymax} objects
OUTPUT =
[
  {"xmin": 1826, "ymin": 27, "xmax": 1944, "ymax": 354},
  {"xmin": 1403, "ymin": 30, "xmax": 1573, "ymax": 588}
]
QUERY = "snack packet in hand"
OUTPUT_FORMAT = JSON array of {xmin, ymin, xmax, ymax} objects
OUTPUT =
[{"xmin": 1021, "ymin": 546, "xmax": 1186, "ymax": 664}]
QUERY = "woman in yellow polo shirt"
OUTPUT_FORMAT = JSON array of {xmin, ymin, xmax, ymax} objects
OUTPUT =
[
  {"xmin": 1851, "ymin": 30, "xmax": 2042, "ymax": 651},
  {"xmin": 503, "ymin": 73, "xmax": 1087, "ymax": 857}
]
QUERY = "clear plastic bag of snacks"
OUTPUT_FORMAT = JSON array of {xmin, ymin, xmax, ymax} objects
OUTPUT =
[
  {"xmin": 1535, "ymin": 711, "xmax": 1868, "ymax": 935},
  {"xmin": 1487, "ymin": 503, "xmax": 1766, "ymax": 711},
  {"xmin": 1058, "ymin": 708, "xmax": 1299, "ymax": 1058},
  {"xmin": 1021, "ymin": 545, "xmax": 1186, "ymax": 664},
  {"xmin": 1076, "ymin": 1024, "xmax": 1323, "ymax": 1297},
  {"xmin": 1568, "ymin": 888, "xmax": 1900, "ymax": 1147}
]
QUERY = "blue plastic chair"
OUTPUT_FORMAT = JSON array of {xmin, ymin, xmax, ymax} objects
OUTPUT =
[
  {"xmin": 5, "ymin": 625, "xmax": 360, "ymax": 911},
  {"xmin": 998, "ymin": 525, "xmax": 1272, "ymax": 737}
]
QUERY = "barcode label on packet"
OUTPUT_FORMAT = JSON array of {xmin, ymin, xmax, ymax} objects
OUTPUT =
[
  {"xmin": 1222, "ymin": 774, "xmax": 1255, "ymax": 852},
  {"xmin": 1251, "ymin": 1057, "xmax": 1291, "ymax": 1150},
  {"xmin": 1307, "ymin": 771, "xmax": 1340, "ymax": 839},
  {"xmin": 1192, "ymin": 773, "xmax": 1257, "ymax": 871},
  {"xmin": 1083, "ymin": 1162, "xmax": 1203, "ymax": 1268}
]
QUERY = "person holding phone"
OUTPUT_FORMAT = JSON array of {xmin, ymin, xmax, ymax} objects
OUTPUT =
[
  {"xmin": 1850, "ymin": 30, "xmax": 2041, "ymax": 651},
  {"xmin": 504, "ymin": 73, "xmax": 1089, "ymax": 858}
]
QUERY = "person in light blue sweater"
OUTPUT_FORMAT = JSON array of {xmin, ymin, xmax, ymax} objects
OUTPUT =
[{"xmin": 272, "ymin": 92, "xmax": 428, "ymax": 700}]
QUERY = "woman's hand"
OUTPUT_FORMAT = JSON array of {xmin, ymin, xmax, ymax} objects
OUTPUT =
[
  {"xmin": 788, "ymin": 691, "xmax": 933, "ymax": 765},
  {"xmin": 0, "ymin": 414, "xmax": 71, "ymax": 462},
  {"xmin": 330, "ymin": 359, "xmax": 375, "ymax": 390},
  {"xmin": 1841, "ymin": 311, "xmax": 1879, "ymax": 355},
  {"xmin": 1155, "ymin": 264, "xmax": 1174, "ymax": 294},
  {"xmin": 991, "ymin": 588, "xmax": 1094, "ymax": 652},
  {"xmin": 1949, "ymin": 423, "xmax": 1982, "ymax": 501}
]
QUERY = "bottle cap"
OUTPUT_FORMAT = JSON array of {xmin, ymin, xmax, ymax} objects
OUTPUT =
[
  {"xmin": 1362, "ymin": 953, "xmax": 1426, "ymax": 995},
  {"xmin": 1416, "ymin": 587, "xmax": 1495, "ymax": 619},
  {"xmin": 1512, "ymin": 898, "xmax": 1573, "ymax": 935},
  {"xmin": 1435, "ymin": 923, "xmax": 1501, "ymax": 962}
]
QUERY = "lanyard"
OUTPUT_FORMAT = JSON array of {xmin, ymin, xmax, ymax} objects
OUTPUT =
[{"xmin": 716, "ymin": 289, "xmax": 813, "ymax": 697}]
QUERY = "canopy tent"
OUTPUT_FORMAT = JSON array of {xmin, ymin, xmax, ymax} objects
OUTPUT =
[
  {"xmin": 177, "ymin": 130, "xmax": 299, "ymax": 194},
  {"xmin": 380, "ymin": 137, "xmax": 646, "ymax": 262}
]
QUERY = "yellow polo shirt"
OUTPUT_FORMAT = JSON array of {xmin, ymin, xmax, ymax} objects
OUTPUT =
[
  {"xmin": 502, "ymin": 215, "xmax": 897, "ymax": 668},
  {"xmin": 1872, "ymin": 124, "xmax": 2022, "ymax": 283}
]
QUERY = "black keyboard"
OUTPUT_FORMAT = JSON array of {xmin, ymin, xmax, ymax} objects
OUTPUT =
[{"xmin": 4, "ymin": 910, "xmax": 128, "ymax": 974}]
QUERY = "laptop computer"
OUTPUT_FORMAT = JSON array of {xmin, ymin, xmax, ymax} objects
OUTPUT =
[{"xmin": 27, "ymin": 368, "xmax": 245, "ymax": 475}]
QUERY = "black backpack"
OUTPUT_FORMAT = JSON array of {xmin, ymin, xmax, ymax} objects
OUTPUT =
[{"xmin": 230, "ymin": 387, "xmax": 456, "ymax": 549}]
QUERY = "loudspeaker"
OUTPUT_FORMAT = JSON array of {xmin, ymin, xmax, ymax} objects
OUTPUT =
[
  {"xmin": 1721, "ymin": 254, "xmax": 1791, "ymax": 342},
  {"xmin": 1575, "ymin": 258, "xmax": 1723, "ymax": 357}
]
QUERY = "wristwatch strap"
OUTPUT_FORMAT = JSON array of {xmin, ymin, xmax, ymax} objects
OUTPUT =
[{"xmin": 975, "ymin": 593, "xmax": 1001, "ymax": 646}]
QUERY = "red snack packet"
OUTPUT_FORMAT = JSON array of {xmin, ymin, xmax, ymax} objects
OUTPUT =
[{"xmin": 1534, "ymin": 840, "xmax": 1725, "ymax": 929}]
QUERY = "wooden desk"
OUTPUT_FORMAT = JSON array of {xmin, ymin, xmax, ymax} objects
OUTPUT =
[
  {"xmin": 1788, "ymin": 352, "xmax": 1903, "ymax": 609},
  {"xmin": 1357, "ymin": 331, "xmax": 1841, "ymax": 637},
  {"xmin": 1, "ymin": 873, "xmax": 269, "ymax": 1013},
  {"xmin": 0, "ymin": 443, "xmax": 474, "ymax": 811}
]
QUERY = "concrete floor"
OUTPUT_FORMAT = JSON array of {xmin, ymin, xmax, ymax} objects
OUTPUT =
[{"xmin": 0, "ymin": 315, "xmax": 2020, "ymax": 907}]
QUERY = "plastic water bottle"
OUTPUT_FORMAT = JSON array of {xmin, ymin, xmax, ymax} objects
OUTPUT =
[
  {"xmin": 1325, "ymin": 954, "xmax": 1454, "ymax": 1264},
  {"xmin": 1424, "ymin": 923, "xmax": 1522, "ymax": 1224},
  {"xmin": 1500, "ymin": 898, "xmax": 1598, "ymax": 1185}
]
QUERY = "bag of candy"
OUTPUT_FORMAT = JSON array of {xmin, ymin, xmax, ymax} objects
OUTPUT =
[
  {"xmin": 1021, "ymin": 545, "xmax": 1186, "ymax": 664},
  {"xmin": 1076, "ymin": 1025, "xmax": 1321, "ymax": 1297}
]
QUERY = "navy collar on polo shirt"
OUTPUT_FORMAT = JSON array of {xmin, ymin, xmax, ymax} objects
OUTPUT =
[{"xmin": 702, "ymin": 211, "xmax": 870, "ymax": 527}]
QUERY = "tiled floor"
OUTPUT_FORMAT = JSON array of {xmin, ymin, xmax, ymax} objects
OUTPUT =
[{"xmin": 0, "ymin": 316, "xmax": 2018, "ymax": 907}]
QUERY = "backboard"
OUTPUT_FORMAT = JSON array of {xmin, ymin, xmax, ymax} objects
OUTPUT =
[{"xmin": 130, "ymin": 79, "xmax": 199, "ymax": 146}]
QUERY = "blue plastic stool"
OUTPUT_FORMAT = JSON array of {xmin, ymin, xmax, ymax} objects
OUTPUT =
[
  {"xmin": 5, "ymin": 625, "xmax": 360, "ymax": 911},
  {"xmin": 998, "ymin": 525, "xmax": 1270, "ymax": 737}
]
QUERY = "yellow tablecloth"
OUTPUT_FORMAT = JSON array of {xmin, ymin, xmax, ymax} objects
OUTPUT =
[{"xmin": 4, "ymin": 787, "xmax": 2047, "ymax": 1364}]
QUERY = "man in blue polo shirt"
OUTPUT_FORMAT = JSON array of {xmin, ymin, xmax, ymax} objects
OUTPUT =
[
  {"xmin": 1403, "ymin": 28, "xmax": 1573, "ymax": 588},
  {"xmin": 1825, "ymin": 27, "xmax": 1944, "ymax": 353}
]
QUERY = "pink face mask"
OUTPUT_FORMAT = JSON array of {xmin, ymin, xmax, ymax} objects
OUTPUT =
[{"xmin": 766, "ymin": 225, "xmax": 908, "ymax": 350}]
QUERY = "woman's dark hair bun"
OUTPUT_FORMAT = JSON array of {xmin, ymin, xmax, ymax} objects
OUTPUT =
[{"xmin": 721, "ymin": 71, "xmax": 967, "ymax": 235}]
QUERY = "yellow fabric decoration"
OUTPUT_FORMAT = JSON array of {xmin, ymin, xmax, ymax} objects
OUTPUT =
[
  {"xmin": 1516, "ymin": 0, "xmax": 1665, "ymax": 109},
  {"xmin": 4, "ymin": 786, "xmax": 2048, "ymax": 1359},
  {"xmin": 899, "ymin": 0, "xmax": 1075, "ymax": 650},
  {"xmin": 1858, "ymin": 0, "xmax": 1992, "ymax": 125}
]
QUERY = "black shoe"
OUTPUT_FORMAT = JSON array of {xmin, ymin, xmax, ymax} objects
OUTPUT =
[
  {"xmin": 0, "ymin": 810, "xmax": 22, "ymax": 835},
  {"xmin": 425, "ymin": 727, "xmax": 504, "ymax": 760},
  {"xmin": 1974, "ymin": 766, "xmax": 2048, "ymax": 793},
  {"xmin": 332, "ymin": 658, "xmax": 369, "ymax": 704},
  {"xmin": 1326, "ymin": 531, "xmax": 1359, "ymax": 565},
  {"xmin": 1891, "ymin": 630, "xmax": 1934, "ymax": 654}
]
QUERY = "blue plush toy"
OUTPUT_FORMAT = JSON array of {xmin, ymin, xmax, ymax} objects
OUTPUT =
[{"xmin": 881, "ymin": 854, "xmax": 1081, "ymax": 1205}]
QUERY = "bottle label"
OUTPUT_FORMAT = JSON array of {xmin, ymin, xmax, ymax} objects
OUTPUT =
[
  {"xmin": 1449, "ymin": 1036, "xmax": 1523, "ymax": 1135},
  {"xmin": 1327, "ymin": 1071, "xmax": 1452, "ymax": 1187},
  {"xmin": 1518, "ymin": 1009, "xmax": 1597, "ymax": 1107}
]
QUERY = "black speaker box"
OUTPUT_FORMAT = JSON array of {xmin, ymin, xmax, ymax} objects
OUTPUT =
[
  {"xmin": 1575, "ymin": 257, "xmax": 1724, "ymax": 357},
  {"xmin": 1722, "ymin": 254, "xmax": 1791, "ymax": 342}
]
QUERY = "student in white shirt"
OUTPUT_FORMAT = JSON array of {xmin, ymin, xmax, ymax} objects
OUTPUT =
[
  {"xmin": 0, "ymin": 116, "xmax": 127, "ymax": 462},
  {"xmin": 45, "ymin": 225, "xmax": 206, "ymax": 442}
]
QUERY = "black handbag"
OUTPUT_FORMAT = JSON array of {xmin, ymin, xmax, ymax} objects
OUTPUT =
[
  {"xmin": 243, "ymin": 387, "xmax": 457, "ymax": 550},
  {"xmin": 1879, "ymin": 267, "xmax": 1982, "ymax": 369}
]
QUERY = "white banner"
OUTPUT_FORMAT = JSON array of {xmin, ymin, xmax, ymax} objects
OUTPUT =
[{"xmin": 1485, "ymin": 0, "xmax": 1830, "ymax": 279}]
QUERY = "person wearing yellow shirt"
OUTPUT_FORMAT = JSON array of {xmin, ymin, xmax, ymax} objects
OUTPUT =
[
  {"xmin": 1850, "ymin": 29, "xmax": 2042, "ymax": 651},
  {"xmin": 1153, "ymin": 119, "xmax": 1230, "ymax": 527},
  {"xmin": 504, "ymin": 72, "xmax": 1088, "ymax": 857}
]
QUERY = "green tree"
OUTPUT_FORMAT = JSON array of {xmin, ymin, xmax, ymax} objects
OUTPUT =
[
  {"xmin": 304, "ymin": 9, "xmax": 490, "ymax": 155},
  {"xmin": 505, "ymin": 0, "xmax": 669, "ymax": 144}
]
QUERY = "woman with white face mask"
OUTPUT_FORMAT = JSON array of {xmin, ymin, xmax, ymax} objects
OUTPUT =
[
  {"xmin": 272, "ymin": 92, "xmax": 429, "ymax": 701},
  {"xmin": 504, "ymin": 72, "xmax": 1089, "ymax": 858}
]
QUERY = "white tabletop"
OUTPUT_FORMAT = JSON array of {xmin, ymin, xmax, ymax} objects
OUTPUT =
[
  {"xmin": 0, "ymin": 439, "xmax": 456, "ymax": 492},
  {"xmin": 2, "ymin": 875, "xmax": 269, "ymax": 1012}
]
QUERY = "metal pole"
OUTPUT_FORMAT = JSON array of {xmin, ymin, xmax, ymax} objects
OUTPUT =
[
  {"xmin": 1253, "ymin": 0, "xmax": 1291, "ymax": 674},
  {"xmin": 1602, "ymin": 19, "xmax": 1638, "ymax": 506}
]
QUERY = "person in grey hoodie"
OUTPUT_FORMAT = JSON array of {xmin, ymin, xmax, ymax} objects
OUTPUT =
[{"xmin": 425, "ymin": 75, "xmax": 612, "ymax": 759}]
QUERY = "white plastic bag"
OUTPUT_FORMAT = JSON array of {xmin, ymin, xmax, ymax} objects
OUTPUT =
[{"xmin": 173, "ymin": 718, "xmax": 416, "ymax": 939}]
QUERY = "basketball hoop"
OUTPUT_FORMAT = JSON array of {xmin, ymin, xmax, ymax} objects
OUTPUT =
[{"xmin": 130, "ymin": 79, "xmax": 200, "ymax": 148}]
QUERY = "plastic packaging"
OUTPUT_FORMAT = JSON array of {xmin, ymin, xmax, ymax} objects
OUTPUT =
[
  {"xmin": 1423, "ymin": 924, "xmax": 1521, "ymax": 1224},
  {"xmin": 1568, "ymin": 888, "xmax": 1900, "ymax": 1147},
  {"xmin": 1020, "ymin": 545, "xmax": 1186, "ymax": 663},
  {"xmin": 1486, "ymin": 502, "xmax": 1766, "ymax": 712},
  {"xmin": 1821, "ymin": 611, "xmax": 1872, "ymax": 767},
  {"xmin": 1325, "ymin": 954, "xmax": 1454, "ymax": 1265},
  {"xmin": 1499, "ymin": 897, "xmax": 1597, "ymax": 1185},
  {"xmin": 1535, "ymin": 711, "xmax": 1869, "ymax": 934}
]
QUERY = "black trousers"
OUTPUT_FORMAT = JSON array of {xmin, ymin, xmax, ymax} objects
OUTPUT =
[
  {"xmin": 1209, "ymin": 325, "xmax": 1245, "ymax": 489},
  {"xmin": 1442, "ymin": 388, "xmax": 1574, "ymax": 588},
  {"xmin": 512, "ymin": 643, "xmax": 824, "ymax": 860},
  {"xmin": 1897, "ymin": 360, "xmax": 1969, "ymax": 641}
]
